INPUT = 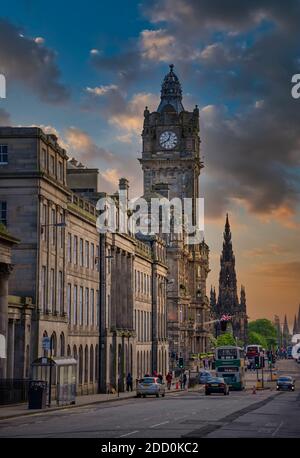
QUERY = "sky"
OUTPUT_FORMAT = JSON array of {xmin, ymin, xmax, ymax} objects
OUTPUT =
[{"xmin": 0, "ymin": 0, "xmax": 300, "ymax": 329}]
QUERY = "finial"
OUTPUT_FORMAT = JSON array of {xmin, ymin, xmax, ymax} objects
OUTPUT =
[{"xmin": 169, "ymin": 64, "xmax": 174, "ymax": 72}]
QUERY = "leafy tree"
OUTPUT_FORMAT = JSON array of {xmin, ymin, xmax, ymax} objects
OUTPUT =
[
  {"xmin": 248, "ymin": 319, "xmax": 277, "ymax": 349},
  {"xmin": 248, "ymin": 330, "xmax": 267, "ymax": 349},
  {"xmin": 216, "ymin": 333, "xmax": 236, "ymax": 346}
]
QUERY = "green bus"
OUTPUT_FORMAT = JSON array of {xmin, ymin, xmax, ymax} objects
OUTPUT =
[{"xmin": 215, "ymin": 346, "xmax": 246, "ymax": 390}]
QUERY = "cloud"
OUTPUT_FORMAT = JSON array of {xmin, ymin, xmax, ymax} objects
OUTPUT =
[
  {"xmin": 64, "ymin": 127, "xmax": 116, "ymax": 164},
  {"xmin": 0, "ymin": 108, "xmax": 11, "ymax": 125},
  {"xmin": 0, "ymin": 18, "xmax": 69, "ymax": 104},
  {"xmin": 86, "ymin": 84, "xmax": 119, "ymax": 96},
  {"xmin": 34, "ymin": 37, "xmax": 45, "ymax": 44},
  {"xmin": 252, "ymin": 261, "xmax": 300, "ymax": 286}
]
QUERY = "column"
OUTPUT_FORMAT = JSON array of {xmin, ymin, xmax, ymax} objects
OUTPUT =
[
  {"xmin": 115, "ymin": 249, "xmax": 121, "ymax": 328},
  {"xmin": 121, "ymin": 251, "xmax": 127, "ymax": 329},
  {"xmin": 0, "ymin": 263, "xmax": 12, "ymax": 379},
  {"xmin": 110, "ymin": 246, "xmax": 117, "ymax": 328},
  {"xmin": 127, "ymin": 254, "xmax": 133, "ymax": 330}
]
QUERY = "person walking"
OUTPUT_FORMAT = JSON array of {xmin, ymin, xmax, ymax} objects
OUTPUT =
[
  {"xmin": 126, "ymin": 373, "xmax": 133, "ymax": 392},
  {"xmin": 183, "ymin": 372, "xmax": 187, "ymax": 390},
  {"xmin": 166, "ymin": 371, "xmax": 172, "ymax": 390}
]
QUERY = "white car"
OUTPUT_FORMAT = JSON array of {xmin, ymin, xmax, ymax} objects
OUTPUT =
[{"xmin": 136, "ymin": 377, "xmax": 166, "ymax": 398}]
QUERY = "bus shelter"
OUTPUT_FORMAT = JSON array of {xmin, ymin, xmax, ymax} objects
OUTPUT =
[{"xmin": 31, "ymin": 357, "xmax": 77, "ymax": 406}]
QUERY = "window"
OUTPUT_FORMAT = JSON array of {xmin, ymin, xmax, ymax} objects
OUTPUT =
[
  {"xmin": 96, "ymin": 290, "xmax": 99, "ymax": 326},
  {"xmin": 67, "ymin": 283, "xmax": 71, "ymax": 322},
  {"xmin": 41, "ymin": 266, "xmax": 46, "ymax": 313},
  {"xmin": 50, "ymin": 269, "xmax": 55, "ymax": 312},
  {"xmin": 91, "ymin": 243, "xmax": 94, "ymax": 270},
  {"xmin": 50, "ymin": 155, "xmax": 55, "ymax": 174},
  {"xmin": 80, "ymin": 239, "xmax": 84, "ymax": 266},
  {"xmin": 96, "ymin": 245, "xmax": 99, "ymax": 271},
  {"xmin": 90, "ymin": 289, "xmax": 94, "ymax": 325},
  {"xmin": 85, "ymin": 241, "xmax": 89, "ymax": 268},
  {"xmin": 85, "ymin": 287, "xmax": 89, "ymax": 326},
  {"xmin": 0, "ymin": 201, "xmax": 7, "ymax": 226},
  {"xmin": 73, "ymin": 285, "xmax": 78, "ymax": 325},
  {"xmin": 0, "ymin": 145, "xmax": 8, "ymax": 164},
  {"xmin": 42, "ymin": 203, "xmax": 47, "ymax": 241},
  {"xmin": 58, "ymin": 213, "xmax": 64, "ymax": 249},
  {"xmin": 58, "ymin": 271, "xmax": 63, "ymax": 314},
  {"xmin": 67, "ymin": 233, "xmax": 72, "ymax": 263},
  {"xmin": 79, "ymin": 287, "xmax": 83, "ymax": 325},
  {"xmin": 51, "ymin": 208, "xmax": 56, "ymax": 245},
  {"xmin": 41, "ymin": 148, "xmax": 46, "ymax": 169},
  {"xmin": 73, "ymin": 235, "xmax": 78, "ymax": 264},
  {"xmin": 58, "ymin": 161, "xmax": 63, "ymax": 181}
]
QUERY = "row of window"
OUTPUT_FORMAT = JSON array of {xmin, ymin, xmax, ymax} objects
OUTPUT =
[
  {"xmin": 134, "ymin": 309, "xmax": 152, "ymax": 342},
  {"xmin": 40, "ymin": 266, "xmax": 99, "ymax": 326},
  {"xmin": 66, "ymin": 283, "xmax": 99, "ymax": 327},
  {"xmin": 134, "ymin": 270, "xmax": 151, "ymax": 297},
  {"xmin": 41, "ymin": 147, "xmax": 64, "ymax": 182},
  {"xmin": 67, "ymin": 233, "xmax": 99, "ymax": 271}
]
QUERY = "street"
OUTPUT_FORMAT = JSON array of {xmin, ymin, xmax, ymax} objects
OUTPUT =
[{"xmin": 0, "ymin": 360, "xmax": 299, "ymax": 438}]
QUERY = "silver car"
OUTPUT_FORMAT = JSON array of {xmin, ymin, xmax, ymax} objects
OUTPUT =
[{"xmin": 136, "ymin": 377, "xmax": 166, "ymax": 398}]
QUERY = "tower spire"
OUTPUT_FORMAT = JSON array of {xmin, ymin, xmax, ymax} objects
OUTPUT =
[{"xmin": 157, "ymin": 64, "xmax": 185, "ymax": 114}]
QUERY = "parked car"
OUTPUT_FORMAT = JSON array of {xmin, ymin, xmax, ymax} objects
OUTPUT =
[
  {"xmin": 276, "ymin": 376, "xmax": 295, "ymax": 391},
  {"xmin": 136, "ymin": 377, "xmax": 165, "ymax": 398},
  {"xmin": 198, "ymin": 371, "xmax": 212, "ymax": 384},
  {"xmin": 205, "ymin": 377, "xmax": 229, "ymax": 396}
]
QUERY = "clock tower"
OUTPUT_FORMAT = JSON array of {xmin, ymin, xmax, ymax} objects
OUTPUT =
[{"xmin": 139, "ymin": 65, "xmax": 211, "ymax": 368}]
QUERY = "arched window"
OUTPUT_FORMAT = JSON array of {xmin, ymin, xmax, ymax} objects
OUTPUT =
[
  {"xmin": 84, "ymin": 345, "xmax": 89, "ymax": 383},
  {"xmin": 60, "ymin": 332, "xmax": 65, "ymax": 357},
  {"xmin": 90, "ymin": 346, "xmax": 94, "ymax": 383},
  {"xmin": 42, "ymin": 331, "xmax": 48, "ymax": 357},
  {"xmin": 79, "ymin": 346, "xmax": 83, "ymax": 384},
  {"xmin": 51, "ymin": 332, "xmax": 57, "ymax": 357},
  {"xmin": 67, "ymin": 345, "xmax": 71, "ymax": 357}
]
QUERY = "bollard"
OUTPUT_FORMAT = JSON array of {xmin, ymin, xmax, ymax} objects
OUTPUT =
[
  {"xmin": 252, "ymin": 385, "xmax": 256, "ymax": 394},
  {"xmin": 176, "ymin": 381, "xmax": 179, "ymax": 390}
]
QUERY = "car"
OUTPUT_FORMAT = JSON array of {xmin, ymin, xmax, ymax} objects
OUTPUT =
[
  {"xmin": 198, "ymin": 371, "xmax": 212, "ymax": 384},
  {"xmin": 297, "ymin": 357, "xmax": 300, "ymax": 364},
  {"xmin": 136, "ymin": 377, "xmax": 166, "ymax": 398},
  {"xmin": 205, "ymin": 377, "xmax": 229, "ymax": 396},
  {"xmin": 276, "ymin": 376, "xmax": 295, "ymax": 391}
]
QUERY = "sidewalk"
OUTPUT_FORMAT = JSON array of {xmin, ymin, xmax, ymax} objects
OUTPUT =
[{"xmin": 0, "ymin": 384, "xmax": 197, "ymax": 421}]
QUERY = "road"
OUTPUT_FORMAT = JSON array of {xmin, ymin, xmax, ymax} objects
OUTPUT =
[{"xmin": 0, "ymin": 359, "xmax": 299, "ymax": 438}]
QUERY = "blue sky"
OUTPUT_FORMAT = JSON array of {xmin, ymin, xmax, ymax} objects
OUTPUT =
[{"xmin": 1, "ymin": 0, "xmax": 300, "ymax": 326}]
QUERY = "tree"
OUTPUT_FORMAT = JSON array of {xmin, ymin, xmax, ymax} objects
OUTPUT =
[
  {"xmin": 248, "ymin": 319, "xmax": 277, "ymax": 349},
  {"xmin": 216, "ymin": 333, "xmax": 236, "ymax": 346},
  {"xmin": 248, "ymin": 331, "xmax": 267, "ymax": 349}
]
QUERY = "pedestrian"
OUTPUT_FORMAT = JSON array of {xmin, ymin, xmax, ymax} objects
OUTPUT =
[
  {"xmin": 126, "ymin": 373, "xmax": 133, "ymax": 392},
  {"xmin": 166, "ymin": 371, "xmax": 172, "ymax": 390},
  {"xmin": 183, "ymin": 372, "xmax": 187, "ymax": 389},
  {"xmin": 158, "ymin": 373, "xmax": 163, "ymax": 383},
  {"xmin": 153, "ymin": 370, "xmax": 158, "ymax": 377}
]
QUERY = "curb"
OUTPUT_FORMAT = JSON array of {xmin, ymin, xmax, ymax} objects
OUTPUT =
[{"xmin": 0, "ymin": 387, "xmax": 193, "ymax": 422}]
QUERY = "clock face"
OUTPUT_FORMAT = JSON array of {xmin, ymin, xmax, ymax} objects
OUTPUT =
[{"xmin": 159, "ymin": 131, "xmax": 178, "ymax": 149}]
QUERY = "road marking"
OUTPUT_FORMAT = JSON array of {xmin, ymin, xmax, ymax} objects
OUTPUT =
[
  {"xmin": 150, "ymin": 421, "xmax": 169, "ymax": 428},
  {"xmin": 272, "ymin": 421, "xmax": 283, "ymax": 437},
  {"xmin": 119, "ymin": 430, "xmax": 139, "ymax": 437}
]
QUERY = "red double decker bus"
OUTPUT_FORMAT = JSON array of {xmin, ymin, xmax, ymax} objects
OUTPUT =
[{"xmin": 246, "ymin": 344, "xmax": 263, "ymax": 359}]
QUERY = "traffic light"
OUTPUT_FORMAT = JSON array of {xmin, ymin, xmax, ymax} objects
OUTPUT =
[
  {"xmin": 254, "ymin": 356, "xmax": 260, "ymax": 368},
  {"xmin": 178, "ymin": 357, "xmax": 184, "ymax": 368},
  {"xmin": 260, "ymin": 356, "xmax": 265, "ymax": 368}
]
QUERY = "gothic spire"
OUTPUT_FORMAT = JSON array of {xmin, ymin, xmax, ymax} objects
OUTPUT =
[
  {"xmin": 240, "ymin": 285, "xmax": 246, "ymax": 312},
  {"xmin": 293, "ymin": 314, "xmax": 298, "ymax": 335},
  {"xmin": 157, "ymin": 64, "xmax": 185, "ymax": 114}
]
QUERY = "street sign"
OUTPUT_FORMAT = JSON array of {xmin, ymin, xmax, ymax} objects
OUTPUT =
[{"xmin": 42, "ymin": 336, "xmax": 51, "ymax": 351}]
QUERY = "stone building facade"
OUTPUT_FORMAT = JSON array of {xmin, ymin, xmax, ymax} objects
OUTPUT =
[
  {"xmin": 0, "ymin": 127, "xmax": 168, "ymax": 395},
  {"xmin": 139, "ymin": 65, "xmax": 211, "ymax": 368}
]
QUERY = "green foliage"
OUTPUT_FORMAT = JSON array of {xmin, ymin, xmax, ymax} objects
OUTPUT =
[
  {"xmin": 248, "ymin": 319, "xmax": 277, "ymax": 349},
  {"xmin": 216, "ymin": 333, "xmax": 236, "ymax": 346},
  {"xmin": 0, "ymin": 223, "xmax": 8, "ymax": 235},
  {"xmin": 248, "ymin": 331, "xmax": 267, "ymax": 348}
]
